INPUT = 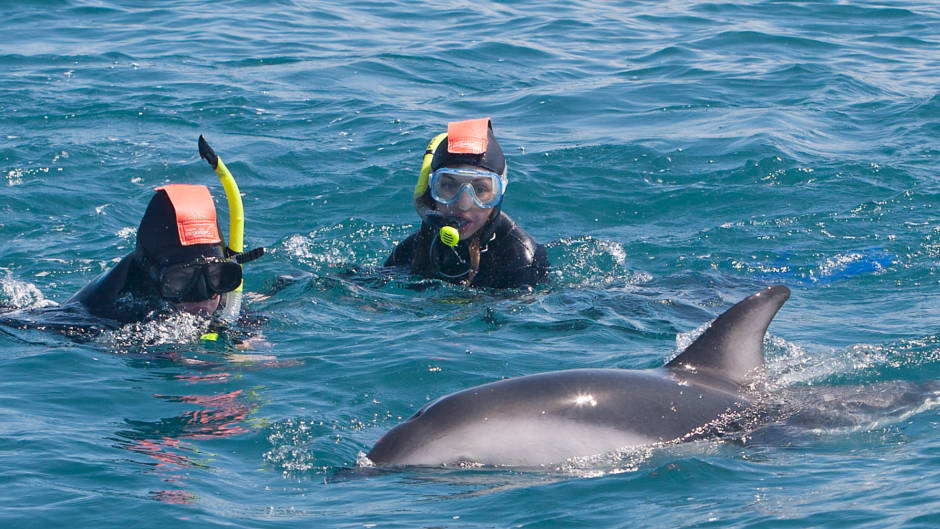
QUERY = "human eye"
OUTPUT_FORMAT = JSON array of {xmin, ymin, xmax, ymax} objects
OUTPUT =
[
  {"xmin": 441, "ymin": 176, "xmax": 461, "ymax": 193},
  {"xmin": 472, "ymin": 179, "xmax": 493, "ymax": 197}
]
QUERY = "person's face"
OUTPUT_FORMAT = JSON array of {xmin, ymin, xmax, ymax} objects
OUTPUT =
[
  {"xmin": 154, "ymin": 253, "xmax": 240, "ymax": 316},
  {"xmin": 173, "ymin": 295, "xmax": 221, "ymax": 316},
  {"xmin": 433, "ymin": 165, "xmax": 498, "ymax": 239}
]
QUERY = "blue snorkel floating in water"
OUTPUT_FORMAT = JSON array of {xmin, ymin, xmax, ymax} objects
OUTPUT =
[
  {"xmin": 365, "ymin": 283, "xmax": 936, "ymax": 468},
  {"xmin": 753, "ymin": 247, "xmax": 897, "ymax": 287}
]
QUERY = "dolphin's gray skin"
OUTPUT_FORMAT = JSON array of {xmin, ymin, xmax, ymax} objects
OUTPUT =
[{"xmin": 367, "ymin": 285, "xmax": 791, "ymax": 467}]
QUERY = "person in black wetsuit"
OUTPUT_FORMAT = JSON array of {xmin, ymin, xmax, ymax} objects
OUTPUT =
[
  {"xmin": 65, "ymin": 184, "xmax": 245, "ymax": 327},
  {"xmin": 385, "ymin": 118, "xmax": 549, "ymax": 289}
]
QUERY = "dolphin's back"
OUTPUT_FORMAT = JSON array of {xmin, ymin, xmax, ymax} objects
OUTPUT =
[
  {"xmin": 367, "ymin": 285, "xmax": 791, "ymax": 467},
  {"xmin": 367, "ymin": 368, "xmax": 749, "ymax": 466}
]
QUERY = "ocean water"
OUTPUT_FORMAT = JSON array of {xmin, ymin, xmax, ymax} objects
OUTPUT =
[{"xmin": 1, "ymin": 0, "xmax": 938, "ymax": 527}]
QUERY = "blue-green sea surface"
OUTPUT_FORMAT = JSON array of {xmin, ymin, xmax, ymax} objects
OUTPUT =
[{"xmin": 1, "ymin": 1, "xmax": 938, "ymax": 528}]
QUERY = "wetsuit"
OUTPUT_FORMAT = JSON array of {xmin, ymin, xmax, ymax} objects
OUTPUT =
[
  {"xmin": 385, "ymin": 212, "xmax": 549, "ymax": 289},
  {"xmin": 66, "ymin": 252, "xmax": 164, "ymax": 326},
  {"xmin": 64, "ymin": 184, "xmax": 232, "ymax": 326},
  {"xmin": 0, "ymin": 253, "xmax": 166, "ymax": 337},
  {"xmin": 1, "ymin": 184, "xmax": 252, "ymax": 338}
]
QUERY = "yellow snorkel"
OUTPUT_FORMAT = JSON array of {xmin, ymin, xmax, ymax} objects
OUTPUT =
[
  {"xmin": 414, "ymin": 132, "xmax": 460, "ymax": 247},
  {"xmin": 198, "ymin": 135, "xmax": 245, "ymax": 323},
  {"xmin": 414, "ymin": 132, "xmax": 448, "ymax": 203}
]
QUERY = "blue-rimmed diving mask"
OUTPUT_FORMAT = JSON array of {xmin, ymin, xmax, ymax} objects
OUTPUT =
[{"xmin": 428, "ymin": 167, "xmax": 506, "ymax": 209}]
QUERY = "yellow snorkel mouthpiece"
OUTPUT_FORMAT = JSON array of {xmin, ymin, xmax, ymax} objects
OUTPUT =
[{"xmin": 439, "ymin": 225, "xmax": 459, "ymax": 247}]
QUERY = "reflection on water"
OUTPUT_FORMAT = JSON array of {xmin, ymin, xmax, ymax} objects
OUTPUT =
[
  {"xmin": 114, "ymin": 382, "xmax": 254, "ymax": 504},
  {"xmin": 111, "ymin": 350, "xmax": 278, "ymax": 505},
  {"xmin": 143, "ymin": 389, "xmax": 253, "ymax": 439},
  {"xmin": 124, "ymin": 438, "xmax": 201, "ymax": 505}
]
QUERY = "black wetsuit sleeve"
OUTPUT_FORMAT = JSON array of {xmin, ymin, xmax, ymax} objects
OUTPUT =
[
  {"xmin": 66, "ymin": 252, "xmax": 155, "ymax": 324},
  {"xmin": 0, "ymin": 253, "xmax": 145, "ymax": 335},
  {"xmin": 504, "ymin": 243, "xmax": 550, "ymax": 288},
  {"xmin": 384, "ymin": 232, "xmax": 419, "ymax": 268},
  {"xmin": 67, "ymin": 253, "xmax": 136, "ymax": 317},
  {"xmin": 476, "ymin": 214, "xmax": 551, "ymax": 289}
]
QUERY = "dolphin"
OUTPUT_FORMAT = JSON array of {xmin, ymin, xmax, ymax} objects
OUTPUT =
[{"xmin": 367, "ymin": 285, "xmax": 791, "ymax": 467}]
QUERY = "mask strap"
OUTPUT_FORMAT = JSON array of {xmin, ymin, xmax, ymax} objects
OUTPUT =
[{"xmin": 224, "ymin": 246, "xmax": 265, "ymax": 264}]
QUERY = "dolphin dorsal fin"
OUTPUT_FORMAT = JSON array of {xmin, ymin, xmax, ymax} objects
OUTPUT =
[{"xmin": 666, "ymin": 285, "xmax": 790, "ymax": 386}]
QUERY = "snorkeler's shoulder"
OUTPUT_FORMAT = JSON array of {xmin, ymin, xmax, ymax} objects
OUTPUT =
[
  {"xmin": 384, "ymin": 229, "xmax": 424, "ymax": 267},
  {"xmin": 490, "ymin": 212, "xmax": 543, "ymax": 262},
  {"xmin": 67, "ymin": 252, "xmax": 138, "ymax": 308}
]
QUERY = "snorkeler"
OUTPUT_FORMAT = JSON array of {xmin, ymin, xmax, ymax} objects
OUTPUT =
[
  {"xmin": 385, "ymin": 118, "xmax": 549, "ymax": 289},
  {"xmin": 0, "ymin": 137, "xmax": 264, "ymax": 341},
  {"xmin": 67, "ymin": 184, "xmax": 248, "ymax": 325}
]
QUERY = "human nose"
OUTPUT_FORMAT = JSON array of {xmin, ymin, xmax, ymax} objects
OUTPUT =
[{"xmin": 455, "ymin": 185, "xmax": 474, "ymax": 211}]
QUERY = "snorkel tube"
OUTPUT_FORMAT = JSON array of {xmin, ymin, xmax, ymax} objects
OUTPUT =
[
  {"xmin": 414, "ymin": 132, "xmax": 462, "ymax": 248},
  {"xmin": 198, "ymin": 135, "xmax": 244, "ymax": 323}
]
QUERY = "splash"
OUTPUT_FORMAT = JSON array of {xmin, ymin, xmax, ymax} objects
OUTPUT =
[
  {"xmin": 0, "ymin": 271, "xmax": 57, "ymax": 310},
  {"xmin": 263, "ymin": 418, "xmax": 318, "ymax": 476},
  {"xmin": 555, "ymin": 443, "xmax": 656, "ymax": 478},
  {"xmin": 739, "ymin": 331, "xmax": 940, "ymax": 439},
  {"xmin": 279, "ymin": 220, "xmax": 407, "ymax": 269},
  {"xmin": 99, "ymin": 311, "xmax": 212, "ymax": 350},
  {"xmin": 549, "ymin": 235, "xmax": 652, "ymax": 288},
  {"xmin": 763, "ymin": 333, "xmax": 939, "ymax": 386},
  {"xmin": 674, "ymin": 321, "xmax": 710, "ymax": 353}
]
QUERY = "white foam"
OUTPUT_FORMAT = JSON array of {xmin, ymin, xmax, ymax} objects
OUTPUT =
[{"xmin": 0, "ymin": 271, "xmax": 56, "ymax": 309}]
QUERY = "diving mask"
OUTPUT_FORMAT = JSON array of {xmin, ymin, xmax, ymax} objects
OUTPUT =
[
  {"xmin": 155, "ymin": 257, "xmax": 242, "ymax": 302},
  {"xmin": 429, "ymin": 167, "xmax": 505, "ymax": 209}
]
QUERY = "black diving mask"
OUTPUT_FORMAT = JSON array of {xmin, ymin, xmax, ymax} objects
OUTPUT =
[{"xmin": 155, "ymin": 257, "xmax": 242, "ymax": 302}]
